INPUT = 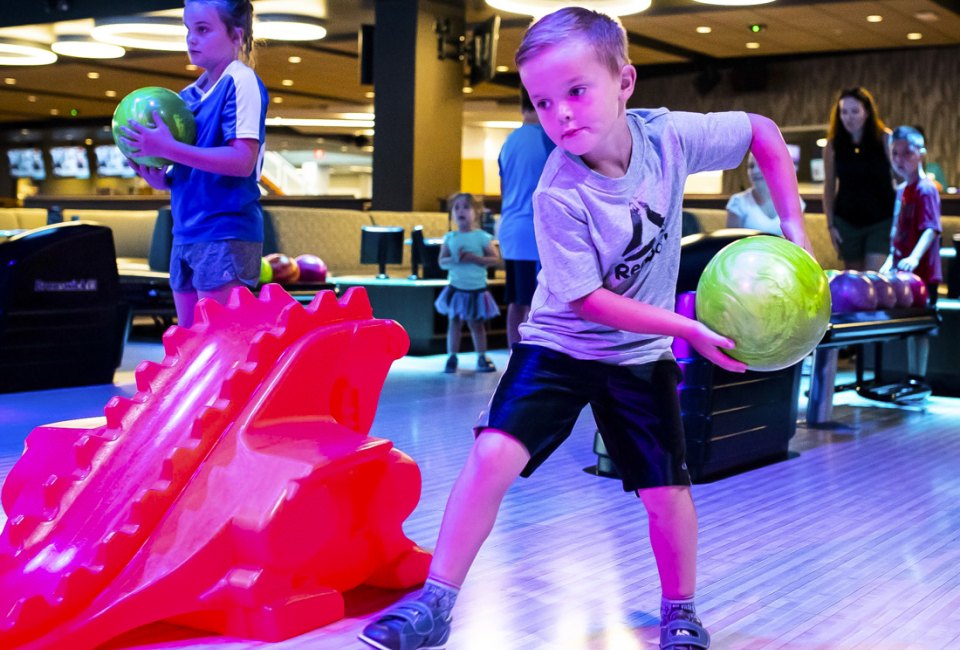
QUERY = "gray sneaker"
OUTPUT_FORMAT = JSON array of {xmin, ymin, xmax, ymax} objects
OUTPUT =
[
  {"xmin": 660, "ymin": 603, "xmax": 710, "ymax": 649},
  {"xmin": 358, "ymin": 598, "xmax": 451, "ymax": 650}
]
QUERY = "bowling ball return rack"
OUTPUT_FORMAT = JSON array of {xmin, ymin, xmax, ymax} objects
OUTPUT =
[{"xmin": 804, "ymin": 307, "xmax": 941, "ymax": 428}]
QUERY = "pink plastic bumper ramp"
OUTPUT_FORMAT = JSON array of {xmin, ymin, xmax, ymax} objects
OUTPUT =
[{"xmin": 0, "ymin": 285, "xmax": 430, "ymax": 649}]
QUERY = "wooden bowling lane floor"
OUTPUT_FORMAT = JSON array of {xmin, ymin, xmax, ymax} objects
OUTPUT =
[{"xmin": 1, "ymin": 344, "xmax": 959, "ymax": 650}]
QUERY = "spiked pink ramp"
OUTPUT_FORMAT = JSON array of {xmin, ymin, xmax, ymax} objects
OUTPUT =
[{"xmin": 0, "ymin": 285, "xmax": 431, "ymax": 649}]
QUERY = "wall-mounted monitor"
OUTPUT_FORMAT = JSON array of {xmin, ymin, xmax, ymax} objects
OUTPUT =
[
  {"xmin": 50, "ymin": 146, "xmax": 90, "ymax": 179},
  {"xmin": 7, "ymin": 147, "xmax": 46, "ymax": 180},
  {"xmin": 94, "ymin": 144, "xmax": 136, "ymax": 178},
  {"xmin": 467, "ymin": 15, "xmax": 500, "ymax": 87}
]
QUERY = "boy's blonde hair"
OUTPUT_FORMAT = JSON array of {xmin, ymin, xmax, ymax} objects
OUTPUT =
[
  {"xmin": 891, "ymin": 125, "xmax": 926, "ymax": 153},
  {"xmin": 515, "ymin": 7, "xmax": 629, "ymax": 76}
]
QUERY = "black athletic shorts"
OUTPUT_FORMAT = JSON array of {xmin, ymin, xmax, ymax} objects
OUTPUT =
[{"xmin": 477, "ymin": 343, "xmax": 691, "ymax": 492}]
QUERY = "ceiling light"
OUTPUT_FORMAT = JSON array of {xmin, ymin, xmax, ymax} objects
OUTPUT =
[
  {"xmin": 481, "ymin": 120, "xmax": 523, "ymax": 129},
  {"xmin": 288, "ymin": 56, "xmax": 302, "ymax": 63},
  {"xmin": 906, "ymin": 32, "xmax": 923, "ymax": 40},
  {"xmin": 746, "ymin": 41, "xmax": 760, "ymax": 49},
  {"xmin": 51, "ymin": 35, "xmax": 125, "ymax": 59},
  {"xmin": 4, "ymin": 78, "xmax": 15, "ymax": 85},
  {"xmin": 105, "ymin": 90, "xmax": 117, "ymax": 97},
  {"xmin": 254, "ymin": 14, "xmax": 326, "ymax": 41},
  {"xmin": 693, "ymin": 0, "xmax": 774, "ymax": 6},
  {"xmin": 87, "ymin": 72, "xmax": 100, "ymax": 79},
  {"xmin": 273, "ymin": 96, "xmax": 284, "ymax": 103},
  {"xmin": 266, "ymin": 117, "xmax": 376, "ymax": 129},
  {"xmin": 484, "ymin": 0, "xmax": 650, "ymax": 17},
  {"xmin": 914, "ymin": 11, "xmax": 939, "ymax": 22},
  {"xmin": 282, "ymin": 79, "xmax": 294, "ymax": 86},
  {"xmin": 92, "ymin": 16, "xmax": 187, "ymax": 52},
  {"xmin": 866, "ymin": 15, "xmax": 883, "ymax": 23},
  {"xmin": 696, "ymin": 26, "xmax": 712, "ymax": 34},
  {"xmin": 495, "ymin": 65, "xmax": 509, "ymax": 72},
  {"xmin": 0, "ymin": 39, "xmax": 58, "ymax": 66}
]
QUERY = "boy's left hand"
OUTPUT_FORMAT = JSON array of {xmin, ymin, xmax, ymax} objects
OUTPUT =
[
  {"xmin": 687, "ymin": 321, "xmax": 748, "ymax": 373},
  {"xmin": 779, "ymin": 220, "xmax": 815, "ymax": 257},
  {"xmin": 117, "ymin": 110, "xmax": 174, "ymax": 161}
]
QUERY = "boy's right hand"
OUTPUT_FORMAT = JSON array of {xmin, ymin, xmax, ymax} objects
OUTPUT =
[{"xmin": 687, "ymin": 321, "xmax": 748, "ymax": 373}]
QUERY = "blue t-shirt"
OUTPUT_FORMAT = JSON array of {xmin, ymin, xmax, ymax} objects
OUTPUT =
[
  {"xmin": 171, "ymin": 60, "xmax": 268, "ymax": 244},
  {"xmin": 497, "ymin": 123, "xmax": 555, "ymax": 261},
  {"xmin": 444, "ymin": 229, "xmax": 494, "ymax": 290}
]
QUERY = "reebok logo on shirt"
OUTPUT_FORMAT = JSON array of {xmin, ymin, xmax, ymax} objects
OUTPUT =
[{"xmin": 614, "ymin": 200, "xmax": 668, "ymax": 280}]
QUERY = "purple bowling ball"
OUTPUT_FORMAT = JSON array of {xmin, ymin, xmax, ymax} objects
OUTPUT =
[
  {"xmin": 896, "ymin": 271, "xmax": 929, "ymax": 307},
  {"xmin": 829, "ymin": 271, "xmax": 878, "ymax": 312},
  {"xmin": 864, "ymin": 271, "xmax": 897, "ymax": 310},
  {"xmin": 886, "ymin": 272, "xmax": 914, "ymax": 307}
]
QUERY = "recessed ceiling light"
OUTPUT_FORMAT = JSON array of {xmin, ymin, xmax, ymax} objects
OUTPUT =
[
  {"xmin": 272, "ymin": 96, "xmax": 284, "ymax": 103},
  {"xmin": 462, "ymin": 86, "xmax": 474, "ymax": 94},
  {"xmin": 746, "ymin": 42, "xmax": 760, "ymax": 49},
  {"xmin": 693, "ymin": 0, "xmax": 774, "ymax": 5},
  {"xmin": 914, "ymin": 11, "xmax": 939, "ymax": 22},
  {"xmin": 27, "ymin": 95, "xmax": 36, "ymax": 102},
  {"xmin": 50, "ymin": 108, "xmax": 59, "ymax": 115},
  {"xmin": 495, "ymin": 65, "xmax": 509, "ymax": 72},
  {"xmin": 185, "ymin": 64, "xmax": 197, "ymax": 71},
  {"xmin": 288, "ymin": 56, "xmax": 302, "ymax": 64},
  {"xmin": 281, "ymin": 79, "xmax": 294, "ymax": 86},
  {"xmin": 4, "ymin": 78, "xmax": 15, "ymax": 85},
  {"xmin": 696, "ymin": 26, "xmax": 712, "ymax": 34},
  {"xmin": 105, "ymin": 90, "xmax": 117, "ymax": 97},
  {"xmin": 484, "ymin": 0, "xmax": 650, "ymax": 17},
  {"xmin": 51, "ymin": 35, "xmax": 125, "ymax": 59},
  {"xmin": 866, "ymin": 15, "xmax": 883, "ymax": 23},
  {"xmin": 364, "ymin": 91, "xmax": 375, "ymax": 99},
  {"xmin": 906, "ymin": 32, "xmax": 923, "ymax": 40},
  {"xmin": 87, "ymin": 72, "xmax": 100, "ymax": 80}
]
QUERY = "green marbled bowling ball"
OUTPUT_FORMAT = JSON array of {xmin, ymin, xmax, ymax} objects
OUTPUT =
[{"xmin": 695, "ymin": 235, "xmax": 831, "ymax": 371}]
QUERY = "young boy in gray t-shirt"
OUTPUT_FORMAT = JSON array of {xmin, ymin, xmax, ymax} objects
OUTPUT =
[{"xmin": 361, "ymin": 7, "xmax": 813, "ymax": 650}]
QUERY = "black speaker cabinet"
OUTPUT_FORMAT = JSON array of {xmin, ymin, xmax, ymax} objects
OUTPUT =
[{"xmin": 0, "ymin": 222, "xmax": 127, "ymax": 392}]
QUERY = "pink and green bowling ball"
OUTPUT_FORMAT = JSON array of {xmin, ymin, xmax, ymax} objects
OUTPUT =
[
  {"xmin": 112, "ymin": 87, "xmax": 195, "ymax": 167},
  {"xmin": 695, "ymin": 235, "xmax": 831, "ymax": 372}
]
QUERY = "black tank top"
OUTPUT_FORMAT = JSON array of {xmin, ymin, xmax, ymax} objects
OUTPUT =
[{"xmin": 834, "ymin": 138, "xmax": 895, "ymax": 227}]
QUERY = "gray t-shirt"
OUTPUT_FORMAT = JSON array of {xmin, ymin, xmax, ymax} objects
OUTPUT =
[{"xmin": 519, "ymin": 108, "xmax": 752, "ymax": 366}]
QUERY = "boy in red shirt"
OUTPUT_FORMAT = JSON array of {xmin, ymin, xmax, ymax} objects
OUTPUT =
[{"xmin": 881, "ymin": 125, "xmax": 942, "ymax": 384}]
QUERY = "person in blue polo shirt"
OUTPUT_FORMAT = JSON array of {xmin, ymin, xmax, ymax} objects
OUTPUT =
[{"xmin": 119, "ymin": 0, "xmax": 267, "ymax": 328}]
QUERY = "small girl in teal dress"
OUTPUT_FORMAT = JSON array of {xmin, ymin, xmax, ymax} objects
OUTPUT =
[{"xmin": 435, "ymin": 193, "xmax": 501, "ymax": 373}]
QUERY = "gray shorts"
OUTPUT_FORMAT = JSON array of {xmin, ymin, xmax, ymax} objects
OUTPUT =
[{"xmin": 169, "ymin": 240, "xmax": 262, "ymax": 292}]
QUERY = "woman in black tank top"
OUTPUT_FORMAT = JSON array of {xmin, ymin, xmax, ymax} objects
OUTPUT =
[{"xmin": 822, "ymin": 87, "xmax": 895, "ymax": 271}]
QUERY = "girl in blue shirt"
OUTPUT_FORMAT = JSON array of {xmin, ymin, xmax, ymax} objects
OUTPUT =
[
  {"xmin": 119, "ymin": 0, "xmax": 268, "ymax": 328},
  {"xmin": 435, "ymin": 193, "xmax": 501, "ymax": 373}
]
